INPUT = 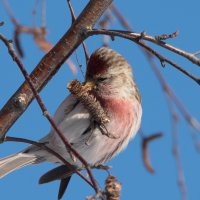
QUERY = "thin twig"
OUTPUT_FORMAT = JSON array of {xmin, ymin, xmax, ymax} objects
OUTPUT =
[
  {"xmin": 147, "ymin": 55, "xmax": 200, "ymax": 134},
  {"xmin": 110, "ymin": 5, "xmax": 200, "ymax": 144},
  {"xmin": 109, "ymin": 6, "xmax": 193, "ymax": 199},
  {"xmin": 98, "ymin": 10, "xmax": 115, "ymax": 47},
  {"xmin": 143, "ymin": 38, "xmax": 188, "ymax": 200},
  {"xmin": 41, "ymin": 0, "xmax": 46, "ymax": 28},
  {"xmin": 74, "ymin": 51, "xmax": 84, "ymax": 76},
  {"xmin": 193, "ymin": 50, "xmax": 200, "ymax": 56},
  {"xmin": 32, "ymin": 0, "xmax": 39, "ymax": 27},
  {"xmin": 105, "ymin": 5, "xmax": 199, "ymax": 69},
  {"xmin": 137, "ymin": 40, "xmax": 200, "ymax": 85},
  {"xmin": 67, "ymin": 0, "xmax": 76, "ymax": 23},
  {"xmin": 144, "ymin": 38, "xmax": 198, "ymax": 199},
  {"xmin": 169, "ymin": 101, "xmax": 188, "ymax": 200},
  {"xmin": 5, "ymin": 136, "xmax": 92, "ymax": 187},
  {"xmin": 110, "ymin": 4, "xmax": 132, "ymax": 31},
  {"xmin": 88, "ymin": 29, "xmax": 200, "ymax": 66},
  {"xmin": 66, "ymin": 0, "xmax": 90, "ymax": 64},
  {"xmin": 66, "ymin": 0, "xmax": 87, "ymax": 75},
  {"xmin": 87, "ymin": 29, "xmax": 200, "ymax": 85},
  {"xmin": 2, "ymin": 0, "xmax": 19, "ymax": 25}
]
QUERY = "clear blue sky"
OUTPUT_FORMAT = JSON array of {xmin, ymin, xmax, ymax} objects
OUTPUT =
[{"xmin": 0, "ymin": 1, "xmax": 200, "ymax": 200}]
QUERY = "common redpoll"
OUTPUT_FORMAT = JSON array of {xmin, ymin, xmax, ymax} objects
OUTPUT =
[{"xmin": 0, "ymin": 47, "xmax": 142, "ymax": 198}]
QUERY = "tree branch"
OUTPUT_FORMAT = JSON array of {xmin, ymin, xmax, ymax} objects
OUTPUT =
[
  {"xmin": 5, "ymin": 136, "xmax": 93, "ymax": 188},
  {"xmin": 87, "ymin": 29, "xmax": 200, "ymax": 84},
  {"xmin": 89, "ymin": 29, "xmax": 200, "ymax": 66}
]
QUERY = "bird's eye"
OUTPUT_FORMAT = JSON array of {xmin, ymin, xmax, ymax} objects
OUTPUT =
[{"xmin": 97, "ymin": 77, "xmax": 107, "ymax": 82}]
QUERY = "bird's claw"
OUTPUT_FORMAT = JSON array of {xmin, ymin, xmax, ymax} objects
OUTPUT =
[{"xmin": 99, "ymin": 124, "xmax": 119, "ymax": 139}]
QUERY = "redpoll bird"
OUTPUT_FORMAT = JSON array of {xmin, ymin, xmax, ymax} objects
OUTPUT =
[{"xmin": 0, "ymin": 47, "xmax": 142, "ymax": 197}]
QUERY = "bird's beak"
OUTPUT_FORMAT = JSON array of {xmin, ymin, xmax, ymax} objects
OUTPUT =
[{"xmin": 83, "ymin": 80, "xmax": 96, "ymax": 91}]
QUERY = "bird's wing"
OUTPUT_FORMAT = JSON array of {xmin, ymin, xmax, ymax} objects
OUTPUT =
[
  {"xmin": 40, "ymin": 93, "xmax": 93, "ymax": 151},
  {"xmin": 52, "ymin": 94, "xmax": 79, "ymax": 125},
  {"xmin": 38, "ymin": 93, "xmax": 100, "ymax": 165}
]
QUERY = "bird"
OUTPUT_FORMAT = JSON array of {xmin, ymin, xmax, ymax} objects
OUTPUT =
[{"xmin": 0, "ymin": 47, "xmax": 142, "ymax": 198}]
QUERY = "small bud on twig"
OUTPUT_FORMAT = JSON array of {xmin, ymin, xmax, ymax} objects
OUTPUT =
[
  {"xmin": 105, "ymin": 175, "xmax": 122, "ymax": 200},
  {"xmin": 155, "ymin": 31, "xmax": 179, "ymax": 41}
]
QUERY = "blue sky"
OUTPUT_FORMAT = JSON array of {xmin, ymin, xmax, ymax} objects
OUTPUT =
[{"xmin": 0, "ymin": 0, "xmax": 200, "ymax": 199}]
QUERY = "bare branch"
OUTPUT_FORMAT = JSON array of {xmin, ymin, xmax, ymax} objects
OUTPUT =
[
  {"xmin": 5, "ymin": 136, "xmax": 92, "ymax": 188},
  {"xmin": 41, "ymin": 0, "xmax": 46, "ymax": 28},
  {"xmin": 87, "ymin": 29, "xmax": 200, "ymax": 66},
  {"xmin": 110, "ymin": 4, "xmax": 132, "ymax": 31},
  {"xmin": 66, "ymin": 0, "xmax": 76, "ymax": 23},
  {"xmin": 169, "ymin": 103, "xmax": 188, "ymax": 200},
  {"xmin": 31, "ymin": 0, "xmax": 39, "ymax": 26},
  {"xmin": 2, "ymin": 0, "xmax": 19, "ymax": 25},
  {"xmin": 66, "ymin": 0, "xmax": 90, "ymax": 64},
  {"xmin": 148, "ymin": 56, "xmax": 200, "ymax": 134},
  {"xmin": 87, "ymin": 29, "xmax": 200, "ymax": 85}
]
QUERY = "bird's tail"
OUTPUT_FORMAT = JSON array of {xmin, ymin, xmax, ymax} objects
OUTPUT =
[{"xmin": 0, "ymin": 152, "xmax": 37, "ymax": 178}]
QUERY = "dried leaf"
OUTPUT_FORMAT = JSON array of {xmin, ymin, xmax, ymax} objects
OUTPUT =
[{"xmin": 142, "ymin": 133, "xmax": 163, "ymax": 173}]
